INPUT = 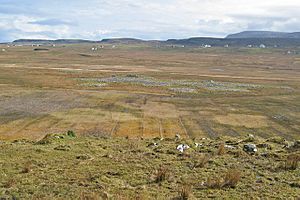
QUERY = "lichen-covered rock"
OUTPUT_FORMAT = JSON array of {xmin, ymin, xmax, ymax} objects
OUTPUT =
[{"xmin": 243, "ymin": 144, "xmax": 257, "ymax": 153}]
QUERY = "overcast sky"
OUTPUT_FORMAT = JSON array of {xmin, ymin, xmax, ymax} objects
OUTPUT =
[{"xmin": 0, "ymin": 0, "xmax": 300, "ymax": 42}]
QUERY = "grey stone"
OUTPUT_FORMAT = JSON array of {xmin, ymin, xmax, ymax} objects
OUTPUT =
[{"xmin": 243, "ymin": 144, "xmax": 257, "ymax": 153}]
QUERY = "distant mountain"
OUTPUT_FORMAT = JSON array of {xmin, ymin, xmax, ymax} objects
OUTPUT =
[
  {"xmin": 226, "ymin": 31, "xmax": 300, "ymax": 39},
  {"xmin": 10, "ymin": 31, "xmax": 300, "ymax": 47},
  {"xmin": 100, "ymin": 38, "xmax": 145, "ymax": 44},
  {"xmin": 167, "ymin": 37, "xmax": 300, "ymax": 47}
]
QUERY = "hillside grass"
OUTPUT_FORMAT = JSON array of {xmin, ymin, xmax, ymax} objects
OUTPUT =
[{"xmin": 0, "ymin": 133, "xmax": 299, "ymax": 199}]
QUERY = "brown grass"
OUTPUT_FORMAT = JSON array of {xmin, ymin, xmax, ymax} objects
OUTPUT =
[
  {"xmin": 285, "ymin": 154, "xmax": 300, "ymax": 170},
  {"xmin": 206, "ymin": 169, "xmax": 241, "ymax": 189},
  {"xmin": 206, "ymin": 176, "xmax": 224, "ymax": 189},
  {"xmin": 190, "ymin": 153, "xmax": 210, "ymax": 169},
  {"xmin": 177, "ymin": 184, "xmax": 192, "ymax": 200},
  {"xmin": 214, "ymin": 114, "xmax": 269, "ymax": 128},
  {"xmin": 3, "ymin": 178, "xmax": 16, "ymax": 188},
  {"xmin": 21, "ymin": 161, "xmax": 33, "ymax": 173},
  {"xmin": 79, "ymin": 191, "xmax": 101, "ymax": 200},
  {"xmin": 0, "ymin": 45, "xmax": 299, "ymax": 142},
  {"xmin": 222, "ymin": 169, "xmax": 241, "ymax": 188},
  {"xmin": 153, "ymin": 166, "xmax": 170, "ymax": 183},
  {"xmin": 217, "ymin": 143, "xmax": 226, "ymax": 155}
]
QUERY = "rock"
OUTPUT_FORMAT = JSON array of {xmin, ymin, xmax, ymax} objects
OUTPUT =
[
  {"xmin": 243, "ymin": 134, "xmax": 255, "ymax": 142},
  {"xmin": 176, "ymin": 144, "xmax": 190, "ymax": 153},
  {"xmin": 195, "ymin": 143, "xmax": 203, "ymax": 148},
  {"xmin": 103, "ymin": 154, "xmax": 113, "ymax": 158},
  {"xmin": 147, "ymin": 142, "xmax": 158, "ymax": 148},
  {"xmin": 243, "ymin": 144, "xmax": 257, "ymax": 153},
  {"xmin": 248, "ymin": 134, "xmax": 254, "ymax": 138},
  {"xmin": 225, "ymin": 145, "xmax": 236, "ymax": 149},
  {"xmin": 54, "ymin": 135, "xmax": 64, "ymax": 139}
]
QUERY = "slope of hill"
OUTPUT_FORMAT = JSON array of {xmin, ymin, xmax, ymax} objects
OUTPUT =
[
  {"xmin": 226, "ymin": 31, "xmax": 300, "ymax": 39},
  {"xmin": 0, "ymin": 133, "xmax": 299, "ymax": 199},
  {"xmin": 100, "ymin": 38, "xmax": 146, "ymax": 44},
  {"xmin": 167, "ymin": 37, "xmax": 300, "ymax": 47}
]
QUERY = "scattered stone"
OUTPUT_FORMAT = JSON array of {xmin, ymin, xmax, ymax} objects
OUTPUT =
[
  {"xmin": 225, "ymin": 145, "xmax": 236, "ymax": 149},
  {"xmin": 243, "ymin": 144, "xmax": 257, "ymax": 153},
  {"xmin": 80, "ymin": 76, "xmax": 260, "ymax": 92},
  {"xmin": 103, "ymin": 154, "xmax": 113, "ymax": 159},
  {"xmin": 177, "ymin": 144, "xmax": 190, "ymax": 153},
  {"xmin": 55, "ymin": 135, "xmax": 64, "ymax": 139},
  {"xmin": 243, "ymin": 134, "xmax": 255, "ymax": 142},
  {"xmin": 147, "ymin": 142, "xmax": 159, "ymax": 148},
  {"xmin": 195, "ymin": 143, "xmax": 203, "ymax": 148}
]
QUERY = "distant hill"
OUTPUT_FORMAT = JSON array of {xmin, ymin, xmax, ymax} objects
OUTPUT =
[
  {"xmin": 11, "ymin": 31, "xmax": 300, "ymax": 47},
  {"xmin": 226, "ymin": 31, "xmax": 300, "ymax": 39},
  {"xmin": 13, "ymin": 39, "xmax": 97, "ymax": 44},
  {"xmin": 100, "ymin": 38, "xmax": 145, "ymax": 44},
  {"xmin": 12, "ymin": 38, "xmax": 156, "ymax": 45},
  {"xmin": 166, "ymin": 37, "xmax": 300, "ymax": 47}
]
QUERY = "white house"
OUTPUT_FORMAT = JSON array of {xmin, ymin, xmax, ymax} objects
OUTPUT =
[{"xmin": 259, "ymin": 44, "xmax": 266, "ymax": 48}]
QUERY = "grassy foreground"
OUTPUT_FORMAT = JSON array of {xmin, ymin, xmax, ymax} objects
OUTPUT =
[{"xmin": 0, "ymin": 133, "xmax": 299, "ymax": 199}]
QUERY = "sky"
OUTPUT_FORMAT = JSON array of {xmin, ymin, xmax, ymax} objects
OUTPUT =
[{"xmin": 0, "ymin": 0, "xmax": 300, "ymax": 42}]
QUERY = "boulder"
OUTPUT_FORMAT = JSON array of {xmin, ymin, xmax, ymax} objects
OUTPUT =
[
  {"xmin": 176, "ymin": 144, "xmax": 190, "ymax": 153},
  {"xmin": 243, "ymin": 144, "xmax": 257, "ymax": 153}
]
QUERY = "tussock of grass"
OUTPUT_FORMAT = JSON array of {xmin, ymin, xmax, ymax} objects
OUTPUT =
[
  {"xmin": 222, "ymin": 169, "xmax": 241, "ymax": 188},
  {"xmin": 0, "ymin": 136, "xmax": 299, "ymax": 199},
  {"xmin": 205, "ymin": 169, "xmax": 241, "ymax": 189},
  {"xmin": 176, "ymin": 184, "xmax": 192, "ymax": 200},
  {"xmin": 216, "ymin": 143, "xmax": 226, "ymax": 155},
  {"xmin": 285, "ymin": 154, "xmax": 300, "ymax": 170},
  {"xmin": 190, "ymin": 153, "xmax": 211, "ymax": 169},
  {"xmin": 21, "ymin": 161, "xmax": 33, "ymax": 174},
  {"xmin": 153, "ymin": 165, "xmax": 170, "ymax": 183}
]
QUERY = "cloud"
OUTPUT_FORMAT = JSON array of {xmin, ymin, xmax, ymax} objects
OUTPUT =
[
  {"xmin": 0, "ymin": 0, "xmax": 300, "ymax": 42},
  {"xmin": 29, "ymin": 19, "xmax": 77, "ymax": 26}
]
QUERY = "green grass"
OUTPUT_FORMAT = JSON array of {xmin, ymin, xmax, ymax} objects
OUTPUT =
[{"xmin": 0, "ymin": 133, "xmax": 299, "ymax": 199}]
